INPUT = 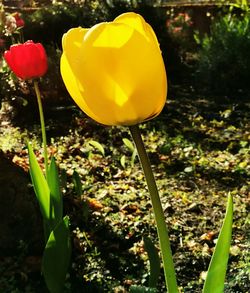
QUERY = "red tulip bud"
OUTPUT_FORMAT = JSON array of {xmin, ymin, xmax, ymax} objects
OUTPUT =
[{"xmin": 4, "ymin": 40, "xmax": 48, "ymax": 80}]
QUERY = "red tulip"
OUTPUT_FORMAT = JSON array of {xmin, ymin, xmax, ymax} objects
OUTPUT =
[{"xmin": 4, "ymin": 40, "xmax": 48, "ymax": 80}]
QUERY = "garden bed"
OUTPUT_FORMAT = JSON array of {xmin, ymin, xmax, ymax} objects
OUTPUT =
[{"xmin": 0, "ymin": 90, "xmax": 249, "ymax": 292}]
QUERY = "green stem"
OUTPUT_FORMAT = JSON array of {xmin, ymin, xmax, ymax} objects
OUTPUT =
[
  {"xmin": 129, "ymin": 125, "xmax": 178, "ymax": 293},
  {"xmin": 34, "ymin": 80, "xmax": 49, "ymax": 178}
]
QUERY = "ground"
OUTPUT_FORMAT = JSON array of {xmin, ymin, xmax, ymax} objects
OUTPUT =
[{"xmin": 0, "ymin": 87, "xmax": 249, "ymax": 292}]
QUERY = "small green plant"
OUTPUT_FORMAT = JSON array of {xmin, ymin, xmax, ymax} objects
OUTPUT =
[
  {"xmin": 195, "ymin": 1, "xmax": 250, "ymax": 94},
  {"xmin": 72, "ymin": 170, "xmax": 83, "ymax": 197},
  {"xmin": 120, "ymin": 137, "xmax": 137, "ymax": 168},
  {"xmin": 88, "ymin": 140, "xmax": 105, "ymax": 157}
]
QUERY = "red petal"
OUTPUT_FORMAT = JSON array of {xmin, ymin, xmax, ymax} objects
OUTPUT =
[{"xmin": 4, "ymin": 41, "xmax": 48, "ymax": 79}]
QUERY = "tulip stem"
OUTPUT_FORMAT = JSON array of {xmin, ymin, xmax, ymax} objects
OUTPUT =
[
  {"xmin": 129, "ymin": 125, "xmax": 178, "ymax": 293},
  {"xmin": 34, "ymin": 80, "xmax": 49, "ymax": 178}
]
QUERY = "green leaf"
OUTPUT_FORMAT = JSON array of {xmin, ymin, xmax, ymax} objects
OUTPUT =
[
  {"xmin": 47, "ymin": 157, "xmax": 63, "ymax": 227},
  {"xmin": 129, "ymin": 285, "xmax": 158, "ymax": 293},
  {"xmin": 123, "ymin": 138, "xmax": 135, "ymax": 153},
  {"xmin": 120, "ymin": 154, "xmax": 126, "ymax": 168},
  {"xmin": 131, "ymin": 149, "xmax": 137, "ymax": 167},
  {"xmin": 27, "ymin": 143, "xmax": 50, "ymax": 221},
  {"xmin": 88, "ymin": 140, "xmax": 105, "ymax": 156},
  {"xmin": 72, "ymin": 170, "xmax": 83, "ymax": 197},
  {"xmin": 203, "ymin": 193, "xmax": 233, "ymax": 293},
  {"xmin": 42, "ymin": 216, "xmax": 71, "ymax": 293},
  {"xmin": 143, "ymin": 237, "xmax": 161, "ymax": 289}
]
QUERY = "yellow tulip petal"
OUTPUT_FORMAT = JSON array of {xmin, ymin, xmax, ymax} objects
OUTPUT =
[
  {"xmin": 84, "ymin": 22, "xmax": 133, "ymax": 49},
  {"xmin": 76, "ymin": 21, "xmax": 166, "ymax": 125},
  {"xmin": 62, "ymin": 27, "xmax": 88, "ymax": 90},
  {"xmin": 60, "ymin": 12, "xmax": 167, "ymax": 126},
  {"xmin": 62, "ymin": 27, "xmax": 88, "ymax": 52},
  {"xmin": 114, "ymin": 12, "xmax": 148, "ymax": 39},
  {"xmin": 145, "ymin": 22, "xmax": 162, "ymax": 50},
  {"xmin": 114, "ymin": 12, "xmax": 159, "ymax": 47},
  {"xmin": 60, "ymin": 53, "xmax": 101, "ymax": 123}
]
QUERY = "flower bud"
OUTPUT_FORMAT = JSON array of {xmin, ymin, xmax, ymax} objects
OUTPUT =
[{"xmin": 4, "ymin": 40, "xmax": 48, "ymax": 80}]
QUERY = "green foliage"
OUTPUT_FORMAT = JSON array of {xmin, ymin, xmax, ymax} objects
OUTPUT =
[
  {"xmin": 231, "ymin": 0, "xmax": 250, "ymax": 11},
  {"xmin": 27, "ymin": 143, "xmax": 50, "ymax": 222},
  {"xmin": 195, "ymin": 4, "xmax": 250, "ymax": 95},
  {"xmin": 203, "ymin": 193, "xmax": 233, "ymax": 293},
  {"xmin": 123, "ymin": 137, "xmax": 135, "ymax": 153},
  {"xmin": 72, "ymin": 170, "xmax": 83, "ymax": 197},
  {"xmin": 42, "ymin": 216, "xmax": 71, "ymax": 293},
  {"xmin": 28, "ymin": 144, "xmax": 71, "ymax": 292},
  {"xmin": 47, "ymin": 157, "xmax": 63, "ymax": 227},
  {"xmin": 23, "ymin": 1, "xmax": 111, "ymax": 45},
  {"xmin": 121, "ymin": 138, "xmax": 137, "ymax": 168},
  {"xmin": 88, "ymin": 140, "xmax": 105, "ymax": 157},
  {"xmin": 143, "ymin": 237, "xmax": 161, "ymax": 289}
]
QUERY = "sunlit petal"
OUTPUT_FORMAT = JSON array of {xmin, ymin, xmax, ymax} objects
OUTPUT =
[{"xmin": 60, "ymin": 12, "xmax": 167, "ymax": 126}]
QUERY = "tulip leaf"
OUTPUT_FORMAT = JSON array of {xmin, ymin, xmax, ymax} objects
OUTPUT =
[
  {"xmin": 27, "ymin": 143, "xmax": 50, "ymax": 221},
  {"xmin": 203, "ymin": 193, "xmax": 233, "ymax": 293},
  {"xmin": 47, "ymin": 156, "xmax": 63, "ymax": 228},
  {"xmin": 143, "ymin": 236, "xmax": 161, "ymax": 289},
  {"xmin": 42, "ymin": 216, "xmax": 71, "ymax": 293},
  {"xmin": 88, "ymin": 140, "xmax": 105, "ymax": 156},
  {"xmin": 72, "ymin": 170, "xmax": 83, "ymax": 197}
]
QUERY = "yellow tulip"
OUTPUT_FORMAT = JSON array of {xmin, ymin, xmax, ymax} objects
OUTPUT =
[{"xmin": 60, "ymin": 12, "xmax": 167, "ymax": 126}]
